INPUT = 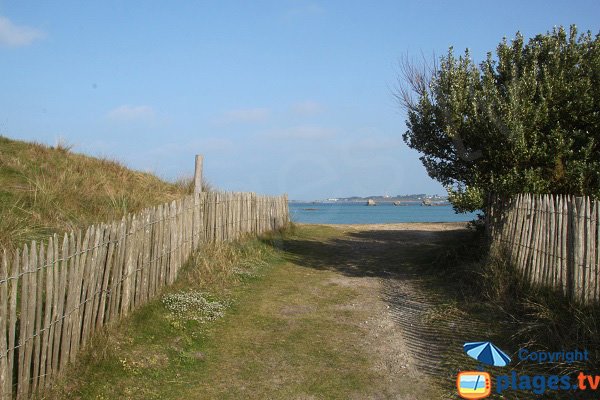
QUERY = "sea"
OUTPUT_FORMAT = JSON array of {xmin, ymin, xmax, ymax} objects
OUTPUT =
[{"xmin": 289, "ymin": 202, "xmax": 478, "ymax": 224}]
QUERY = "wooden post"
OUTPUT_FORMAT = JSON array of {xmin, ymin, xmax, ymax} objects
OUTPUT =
[{"xmin": 194, "ymin": 155, "xmax": 203, "ymax": 194}]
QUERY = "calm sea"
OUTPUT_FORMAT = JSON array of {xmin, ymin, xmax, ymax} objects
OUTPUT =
[{"xmin": 289, "ymin": 202, "xmax": 478, "ymax": 224}]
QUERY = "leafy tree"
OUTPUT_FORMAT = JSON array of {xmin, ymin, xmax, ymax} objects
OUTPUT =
[{"xmin": 398, "ymin": 25, "xmax": 600, "ymax": 212}]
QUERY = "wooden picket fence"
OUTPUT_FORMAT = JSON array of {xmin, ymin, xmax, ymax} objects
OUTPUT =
[
  {"xmin": 0, "ymin": 191, "xmax": 288, "ymax": 399},
  {"xmin": 486, "ymin": 193, "xmax": 599, "ymax": 304}
]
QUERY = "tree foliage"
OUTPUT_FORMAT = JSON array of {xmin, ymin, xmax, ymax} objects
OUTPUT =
[{"xmin": 399, "ymin": 25, "xmax": 600, "ymax": 212}]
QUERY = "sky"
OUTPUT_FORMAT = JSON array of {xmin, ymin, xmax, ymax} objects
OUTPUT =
[{"xmin": 1, "ymin": 1, "xmax": 599, "ymax": 200}]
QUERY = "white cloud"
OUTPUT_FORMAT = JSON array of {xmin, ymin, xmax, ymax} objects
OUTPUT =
[
  {"xmin": 263, "ymin": 125, "xmax": 336, "ymax": 140},
  {"xmin": 215, "ymin": 108, "xmax": 270, "ymax": 125},
  {"xmin": 0, "ymin": 16, "xmax": 45, "ymax": 47},
  {"xmin": 107, "ymin": 105, "xmax": 156, "ymax": 122},
  {"xmin": 291, "ymin": 101, "xmax": 325, "ymax": 116}
]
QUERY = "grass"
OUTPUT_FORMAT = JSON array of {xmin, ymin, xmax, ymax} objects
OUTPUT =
[
  {"xmin": 416, "ymin": 231, "xmax": 600, "ymax": 399},
  {"xmin": 46, "ymin": 228, "xmax": 395, "ymax": 399},
  {"xmin": 0, "ymin": 135, "xmax": 192, "ymax": 251},
  {"xmin": 476, "ymin": 245, "xmax": 600, "ymax": 375},
  {"xmin": 45, "ymin": 236, "xmax": 279, "ymax": 399}
]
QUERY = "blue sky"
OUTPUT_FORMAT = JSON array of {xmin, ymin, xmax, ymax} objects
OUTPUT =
[{"xmin": 1, "ymin": 1, "xmax": 598, "ymax": 200}]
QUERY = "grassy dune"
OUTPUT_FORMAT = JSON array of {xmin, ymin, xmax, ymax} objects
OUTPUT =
[{"xmin": 0, "ymin": 136, "xmax": 189, "ymax": 251}]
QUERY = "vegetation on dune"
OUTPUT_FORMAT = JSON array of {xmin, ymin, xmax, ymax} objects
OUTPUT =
[
  {"xmin": 398, "ymin": 25, "xmax": 600, "ymax": 212},
  {"xmin": 0, "ymin": 135, "xmax": 189, "ymax": 251}
]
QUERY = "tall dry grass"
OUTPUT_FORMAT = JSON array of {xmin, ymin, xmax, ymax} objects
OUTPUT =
[
  {"xmin": 480, "ymin": 245, "xmax": 600, "ymax": 374},
  {"xmin": 0, "ymin": 136, "xmax": 188, "ymax": 251}
]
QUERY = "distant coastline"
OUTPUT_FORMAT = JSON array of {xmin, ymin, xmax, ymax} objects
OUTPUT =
[
  {"xmin": 288, "ymin": 201, "xmax": 475, "ymax": 224},
  {"xmin": 289, "ymin": 193, "xmax": 449, "ymax": 205}
]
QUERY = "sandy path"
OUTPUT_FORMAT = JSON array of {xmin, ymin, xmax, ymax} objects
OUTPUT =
[
  {"xmin": 319, "ymin": 222, "xmax": 469, "ymax": 231},
  {"xmin": 284, "ymin": 222, "xmax": 473, "ymax": 397}
]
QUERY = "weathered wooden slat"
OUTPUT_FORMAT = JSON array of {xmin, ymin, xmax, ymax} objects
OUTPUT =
[
  {"xmin": 561, "ymin": 196, "xmax": 569, "ymax": 295},
  {"xmin": 135, "ymin": 212, "xmax": 146, "ymax": 307},
  {"xmin": 574, "ymin": 197, "xmax": 585, "ymax": 301},
  {"xmin": 158, "ymin": 205, "xmax": 168, "ymax": 290},
  {"xmin": 195, "ymin": 193, "xmax": 201, "ymax": 244},
  {"xmin": 554, "ymin": 196, "xmax": 563, "ymax": 290},
  {"xmin": 202, "ymin": 193, "xmax": 209, "ymax": 242},
  {"xmin": 147, "ymin": 207, "xmax": 157, "ymax": 298},
  {"xmin": 177, "ymin": 199, "xmax": 184, "ymax": 274},
  {"xmin": 212, "ymin": 192, "xmax": 217, "ymax": 241},
  {"xmin": 7, "ymin": 250, "xmax": 19, "ymax": 399},
  {"xmin": 140, "ymin": 211, "xmax": 152, "ymax": 306},
  {"xmin": 38, "ymin": 238, "xmax": 54, "ymax": 390},
  {"xmin": 547, "ymin": 196, "xmax": 557, "ymax": 288},
  {"xmin": 45, "ymin": 235, "xmax": 60, "ymax": 387},
  {"xmin": 566, "ymin": 196, "xmax": 576, "ymax": 299},
  {"xmin": 133, "ymin": 216, "xmax": 143, "ymax": 308},
  {"xmin": 584, "ymin": 197, "xmax": 593, "ymax": 304},
  {"xmin": 17, "ymin": 244, "xmax": 29, "ymax": 399},
  {"xmin": 132, "ymin": 215, "xmax": 143, "ymax": 310},
  {"xmin": 184, "ymin": 196, "xmax": 191, "ymax": 258},
  {"xmin": 171, "ymin": 201, "xmax": 178, "ymax": 276},
  {"xmin": 31, "ymin": 243, "xmax": 45, "ymax": 394},
  {"xmin": 68, "ymin": 229, "xmax": 87, "ymax": 363},
  {"xmin": 516, "ymin": 195, "xmax": 530, "ymax": 274},
  {"xmin": 88, "ymin": 225, "xmax": 106, "ymax": 334},
  {"xmin": 97, "ymin": 223, "xmax": 116, "ymax": 328},
  {"xmin": 216, "ymin": 192, "xmax": 222, "ymax": 242},
  {"xmin": 0, "ymin": 250, "xmax": 9, "ymax": 397},
  {"xmin": 170, "ymin": 201, "xmax": 178, "ymax": 284},
  {"xmin": 80, "ymin": 226, "xmax": 99, "ymax": 349},
  {"xmin": 90, "ymin": 225, "xmax": 110, "ymax": 334},
  {"xmin": 54, "ymin": 234, "xmax": 69, "ymax": 374},
  {"xmin": 521, "ymin": 195, "xmax": 540, "ymax": 279},
  {"xmin": 227, "ymin": 193, "xmax": 233, "ymax": 240},
  {"xmin": 78, "ymin": 226, "xmax": 98, "ymax": 351},
  {"xmin": 121, "ymin": 217, "xmax": 136, "ymax": 316},
  {"xmin": 541, "ymin": 195, "xmax": 551, "ymax": 286},
  {"xmin": 21, "ymin": 242, "xmax": 38, "ymax": 398},
  {"xmin": 530, "ymin": 194, "xmax": 540, "ymax": 281},
  {"xmin": 34, "ymin": 241, "xmax": 54, "ymax": 389},
  {"xmin": 136, "ymin": 213, "xmax": 146, "ymax": 307},
  {"xmin": 108, "ymin": 219, "xmax": 126, "ymax": 321},
  {"xmin": 154, "ymin": 207, "xmax": 163, "ymax": 297}
]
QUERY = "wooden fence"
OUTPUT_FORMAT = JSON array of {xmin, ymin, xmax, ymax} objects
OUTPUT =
[
  {"xmin": 486, "ymin": 193, "xmax": 599, "ymax": 304},
  {"xmin": 0, "ymin": 191, "xmax": 288, "ymax": 399}
]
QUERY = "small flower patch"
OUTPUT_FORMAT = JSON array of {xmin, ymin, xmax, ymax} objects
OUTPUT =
[{"xmin": 162, "ymin": 290, "xmax": 229, "ymax": 323}]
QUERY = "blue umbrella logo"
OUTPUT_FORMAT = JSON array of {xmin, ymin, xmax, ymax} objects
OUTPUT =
[{"xmin": 463, "ymin": 341, "xmax": 511, "ymax": 367}]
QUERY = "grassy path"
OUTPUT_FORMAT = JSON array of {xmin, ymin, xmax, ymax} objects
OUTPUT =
[{"xmin": 49, "ymin": 224, "xmax": 478, "ymax": 399}]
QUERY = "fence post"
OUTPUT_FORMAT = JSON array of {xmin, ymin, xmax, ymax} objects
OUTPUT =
[{"xmin": 194, "ymin": 155, "xmax": 203, "ymax": 194}]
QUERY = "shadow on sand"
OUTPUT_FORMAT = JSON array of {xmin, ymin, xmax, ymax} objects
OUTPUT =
[{"xmin": 264, "ymin": 226, "xmax": 486, "ymax": 378}]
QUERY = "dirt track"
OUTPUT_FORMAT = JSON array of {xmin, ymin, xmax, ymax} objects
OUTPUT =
[{"xmin": 284, "ymin": 222, "xmax": 473, "ymax": 397}]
